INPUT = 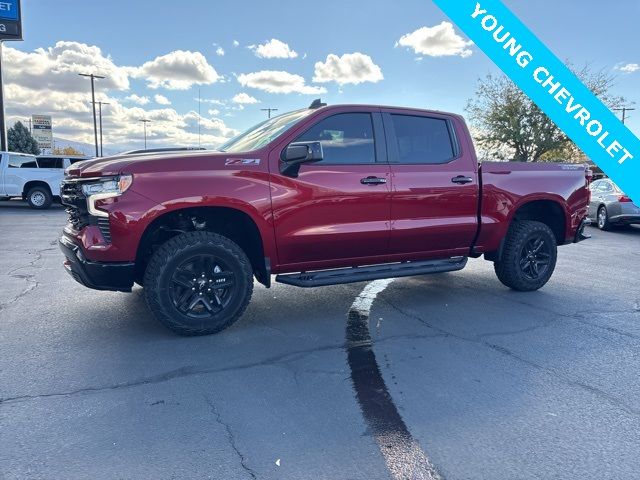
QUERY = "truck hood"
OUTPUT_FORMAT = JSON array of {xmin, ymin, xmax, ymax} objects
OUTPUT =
[{"xmin": 66, "ymin": 150, "xmax": 224, "ymax": 178}]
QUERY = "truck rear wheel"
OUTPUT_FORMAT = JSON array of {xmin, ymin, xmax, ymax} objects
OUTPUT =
[
  {"xmin": 26, "ymin": 186, "xmax": 52, "ymax": 209},
  {"xmin": 494, "ymin": 220, "xmax": 557, "ymax": 292},
  {"xmin": 144, "ymin": 231, "xmax": 253, "ymax": 336}
]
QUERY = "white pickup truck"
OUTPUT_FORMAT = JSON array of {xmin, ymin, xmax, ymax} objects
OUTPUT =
[{"xmin": 0, "ymin": 152, "xmax": 88, "ymax": 209}]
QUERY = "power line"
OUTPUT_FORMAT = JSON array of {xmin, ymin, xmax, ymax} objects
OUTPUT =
[
  {"xmin": 79, "ymin": 73, "xmax": 106, "ymax": 157},
  {"xmin": 261, "ymin": 107, "xmax": 278, "ymax": 118},
  {"xmin": 614, "ymin": 106, "xmax": 636, "ymax": 125}
]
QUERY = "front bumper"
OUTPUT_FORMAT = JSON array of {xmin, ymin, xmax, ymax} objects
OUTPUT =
[
  {"xmin": 574, "ymin": 217, "xmax": 591, "ymax": 243},
  {"xmin": 59, "ymin": 234, "xmax": 135, "ymax": 292}
]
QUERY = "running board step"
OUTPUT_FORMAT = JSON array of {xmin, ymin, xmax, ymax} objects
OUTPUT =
[{"xmin": 275, "ymin": 257, "xmax": 468, "ymax": 288}]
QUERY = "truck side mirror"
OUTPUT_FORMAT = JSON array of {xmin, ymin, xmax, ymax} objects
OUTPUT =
[{"xmin": 280, "ymin": 141, "xmax": 323, "ymax": 177}]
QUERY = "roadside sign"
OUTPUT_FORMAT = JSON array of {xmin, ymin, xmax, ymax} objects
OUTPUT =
[
  {"xmin": 0, "ymin": 0, "xmax": 21, "ymax": 40},
  {"xmin": 32, "ymin": 114, "xmax": 53, "ymax": 149}
]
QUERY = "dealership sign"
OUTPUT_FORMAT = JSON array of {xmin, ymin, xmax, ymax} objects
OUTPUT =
[
  {"xmin": 433, "ymin": 0, "xmax": 640, "ymax": 204},
  {"xmin": 0, "ymin": 0, "xmax": 21, "ymax": 40},
  {"xmin": 32, "ymin": 115, "xmax": 53, "ymax": 149}
]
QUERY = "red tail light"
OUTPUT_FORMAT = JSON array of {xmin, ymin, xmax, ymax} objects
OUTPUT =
[{"xmin": 618, "ymin": 194, "xmax": 632, "ymax": 203}]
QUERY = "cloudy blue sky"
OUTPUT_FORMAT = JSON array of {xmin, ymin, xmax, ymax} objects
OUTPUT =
[{"xmin": 3, "ymin": 0, "xmax": 639, "ymax": 152}]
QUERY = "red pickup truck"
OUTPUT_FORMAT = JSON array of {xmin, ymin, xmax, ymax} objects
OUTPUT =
[{"xmin": 60, "ymin": 101, "xmax": 591, "ymax": 335}]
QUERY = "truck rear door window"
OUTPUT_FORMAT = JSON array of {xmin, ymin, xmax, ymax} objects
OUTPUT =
[
  {"xmin": 390, "ymin": 115, "xmax": 455, "ymax": 164},
  {"xmin": 37, "ymin": 157, "xmax": 64, "ymax": 169},
  {"xmin": 295, "ymin": 113, "xmax": 376, "ymax": 164}
]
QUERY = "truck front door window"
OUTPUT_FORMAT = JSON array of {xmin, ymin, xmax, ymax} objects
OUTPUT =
[
  {"xmin": 295, "ymin": 113, "xmax": 376, "ymax": 164},
  {"xmin": 9, "ymin": 155, "xmax": 38, "ymax": 168}
]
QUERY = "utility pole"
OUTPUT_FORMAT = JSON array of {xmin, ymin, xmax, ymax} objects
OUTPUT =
[
  {"xmin": 139, "ymin": 119, "xmax": 151, "ymax": 150},
  {"xmin": 0, "ymin": 42, "xmax": 7, "ymax": 151},
  {"xmin": 198, "ymin": 88, "xmax": 201, "ymax": 148},
  {"xmin": 261, "ymin": 107, "xmax": 278, "ymax": 119},
  {"xmin": 614, "ymin": 107, "xmax": 636, "ymax": 125},
  {"xmin": 90, "ymin": 101, "xmax": 110, "ymax": 157},
  {"xmin": 79, "ymin": 73, "xmax": 105, "ymax": 157}
]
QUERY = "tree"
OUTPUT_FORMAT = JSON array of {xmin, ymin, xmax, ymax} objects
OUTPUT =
[
  {"xmin": 466, "ymin": 65, "xmax": 626, "ymax": 162},
  {"xmin": 7, "ymin": 121, "xmax": 41, "ymax": 155},
  {"xmin": 53, "ymin": 146, "xmax": 85, "ymax": 156}
]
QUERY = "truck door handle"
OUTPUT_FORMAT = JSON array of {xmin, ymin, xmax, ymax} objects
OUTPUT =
[
  {"xmin": 451, "ymin": 175, "xmax": 473, "ymax": 185},
  {"xmin": 361, "ymin": 176, "xmax": 387, "ymax": 185}
]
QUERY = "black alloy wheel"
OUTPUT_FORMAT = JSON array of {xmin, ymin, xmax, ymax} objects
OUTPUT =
[
  {"xmin": 518, "ymin": 236, "xmax": 552, "ymax": 281},
  {"xmin": 170, "ymin": 254, "xmax": 236, "ymax": 318}
]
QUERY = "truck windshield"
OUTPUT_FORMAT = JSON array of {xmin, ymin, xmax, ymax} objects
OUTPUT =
[{"xmin": 219, "ymin": 109, "xmax": 313, "ymax": 153}]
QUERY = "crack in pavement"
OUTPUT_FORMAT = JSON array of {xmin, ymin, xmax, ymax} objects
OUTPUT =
[
  {"xmin": 0, "ymin": 245, "xmax": 57, "ymax": 312},
  {"xmin": 380, "ymin": 298, "xmax": 640, "ymax": 417},
  {"xmin": 203, "ymin": 395, "xmax": 258, "ymax": 479},
  {"xmin": 0, "ymin": 330, "xmax": 446, "ymax": 406},
  {"xmin": 470, "ymin": 281, "xmax": 640, "ymax": 340}
]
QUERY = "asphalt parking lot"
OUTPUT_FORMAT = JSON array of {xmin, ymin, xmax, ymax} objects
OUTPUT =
[{"xmin": 1, "ymin": 200, "xmax": 639, "ymax": 480}]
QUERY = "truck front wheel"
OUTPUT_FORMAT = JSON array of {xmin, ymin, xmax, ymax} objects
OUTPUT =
[
  {"xmin": 144, "ymin": 231, "xmax": 253, "ymax": 336},
  {"xmin": 494, "ymin": 220, "xmax": 557, "ymax": 292}
]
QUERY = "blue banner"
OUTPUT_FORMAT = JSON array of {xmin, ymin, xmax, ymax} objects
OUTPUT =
[{"xmin": 433, "ymin": 0, "xmax": 640, "ymax": 203}]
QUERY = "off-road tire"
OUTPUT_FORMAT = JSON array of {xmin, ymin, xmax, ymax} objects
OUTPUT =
[
  {"xmin": 144, "ymin": 231, "xmax": 253, "ymax": 336},
  {"xmin": 494, "ymin": 220, "xmax": 557, "ymax": 292},
  {"xmin": 26, "ymin": 186, "xmax": 52, "ymax": 209}
]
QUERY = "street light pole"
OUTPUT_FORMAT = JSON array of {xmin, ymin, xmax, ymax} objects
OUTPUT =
[
  {"xmin": 139, "ymin": 119, "xmax": 150, "ymax": 150},
  {"xmin": 96, "ymin": 101, "xmax": 110, "ymax": 157},
  {"xmin": 79, "ymin": 73, "xmax": 105, "ymax": 157},
  {"xmin": 0, "ymin": 42, "xmax": 7, "ymax": 152}
]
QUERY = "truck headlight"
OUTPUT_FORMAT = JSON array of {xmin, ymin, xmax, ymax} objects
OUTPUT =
[{"xmin": 83, "ymin": 175, "xmax": 133, "ymax": 217}]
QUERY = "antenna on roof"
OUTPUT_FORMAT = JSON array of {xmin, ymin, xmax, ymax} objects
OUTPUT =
[{"xmin": 309, "ymin": 98, "xmax": 327, "ymax": 109}]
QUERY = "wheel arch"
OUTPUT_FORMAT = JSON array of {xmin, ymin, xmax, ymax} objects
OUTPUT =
[
  {"xmin": 511, "ymin": 198, "xmax": 567, "ymax": 244},
  {"xmin": 135, "ymin": 205, "xmax": 271, "ymax": 287},
  {"xmin": 485, "ymin": 196, "xmax": 567, "ymax": 262},
  {"xmin": 22, "ymin": 180, "xmax": 53, "ymax": 198}
]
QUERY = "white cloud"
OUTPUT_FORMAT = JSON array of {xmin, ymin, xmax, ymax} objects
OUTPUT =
[
  {"xmin": 154, "ymin": 94, "xmax": 171, "ymax": 105},
  {"xmin": 617, "ymin": 63, "xmax": 640, "ymax": 73},
  {"xmin": 232, "ymin": 92, "xmax": 259, "ymax": 104},
  {"xmin": 233, "ymin": 40, "xmax": 240, "ymax": 47},
  {"xmin": 313, "ymin": 52, "xmax": 383, "ymax": 85},
  {"xmin": 250, "ymin": 39, "xmax": 298, "ymax": 59},
  {"xmin": 396, "ymin": 22, "xmax": 473, "ymax": 58},
  {"xmin": 125, "ymin": 94, "xmax": 150, "ymax": 105},
  {"xmin": 208, "ymin": 108, "xmax": 220, "ymax": 116},
  {"xmin": 237, "ymin": 70, "xmax": 326, "ymax": 94},
  {"xmin": 201, "ymin": 98, "xmax": 225, "ymax": 105},
  {"xmin": 215, "ymin": 46, "xmax": 225, "ymax": 56},
  {"xmin": 2, "ymin": 41, "xmax": 130, "ymax": 93},
  {"xmin": 132, "ymin": 50, "xmax": 220, "ymax": 90},
  {"xmin": 2, "ymin": 42, "xmax": 236, "ymax": 150}
]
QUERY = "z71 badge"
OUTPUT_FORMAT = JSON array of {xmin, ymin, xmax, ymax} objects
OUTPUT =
[{"xmin": 225, "ymin": 158, "xmax": 261, "ymax": 166}]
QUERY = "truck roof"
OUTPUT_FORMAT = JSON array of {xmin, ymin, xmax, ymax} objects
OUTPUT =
[
  {"xmin": 308, "ymin": 102, "xmax": 465, "ymax": 121},
  {"xmin": 0, "ymin": 151, "xmax": 35, "ymax": 156}
]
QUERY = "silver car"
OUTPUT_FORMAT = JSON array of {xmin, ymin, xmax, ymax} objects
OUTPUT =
[{"xmin": 588, "ymin": 179, "xmax": 640, "ymax": 230}]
